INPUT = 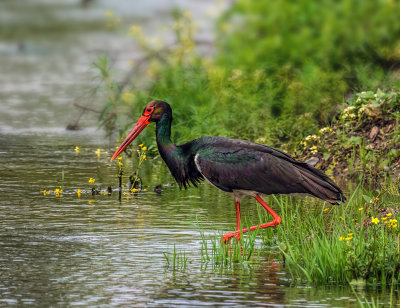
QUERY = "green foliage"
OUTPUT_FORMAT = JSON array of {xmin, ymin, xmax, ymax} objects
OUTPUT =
[
  {"xmin": 216, "ymin": 0, "xmax": 400, "ymax": 142},
  {"xmin": 95, "ymin": 11, "xmax": 287, "ymax": 147},
  {"xmin": 95, "ymin": 4, "xmax": 400, "ymax": 150},
  {"xmin": 218, "ymin": 0, "xmax": 400, "ymax": 72},
  {"xmin": 258, "ymin": 182, "xmax": 400, "ymax": 285}
]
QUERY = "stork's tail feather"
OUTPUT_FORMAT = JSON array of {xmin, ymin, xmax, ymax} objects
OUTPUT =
[{"xmin": 297, "ymin": 163, "xmax": 345, "ymax": 204}]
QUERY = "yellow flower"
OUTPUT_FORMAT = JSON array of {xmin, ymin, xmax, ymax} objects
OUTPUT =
[
  {"xmin": 139, "ymin": 144, "xmax": 144, "ymax": 148},
  {"xmin": 371, "ymin": 216, "xmax": 379, "ymax": 224},
  {"xmin": 172, "ymin": 21, "xmax": 184, "ymax": 30},
  {"xmin": 345, "ymin": 237, "xmax": 352, "ymax": 241},
  {"xmin": 319, "ymin": 127, "xmax": 332, "ymax": 134},
  {"xmin": 121, "ymin": 92, "xmax": 134, "ymax": 103},
  {"xmin": 182, "ymin": 10, "xmax": 191, "ymax": 18},
  {"xmin": 142, "ymin": 155, "xmax": 147, "ymax": 160},
  {"xmin": 323, "ymin": 208, "xmax": 329, "ymax": 212},
  {"xmin": 339, "ymin": 237, "xmax": 344, "ymax": 241},
  {"xmin": 359, "ymin": 207, "xmax": 363, "ymax": 211},
  {"xmin": 88, "ymin": 178, "xmax": 95, "ymax": 184},
  {"xmin": 118, "ymin": 161, "xmax": 123, "ymax": 167},
  {"xmin": 386, "ymin": 213, "xmax": 393, "ymax": 217},
  {"xmin": 142, "ymin": 146, "xmax": 147, "ymax": 151},
  {"xmin": 382, "ymin": 217, "xmax": 387, "ymax": 221},
  {"xmin": 104, "ymin": 10, "xmax": 114, "ymax": 17},
  {"xmin": 347, "ymin": 233, "xmax": 353, "ymax": 236},
  {"xmin": 118, "ymin": 156, "xmax": 122, "ymax": 160},
  {"xmin": 131, "ymin": 188, "xmax": 138, "ymax": 193},
  {"xmin": 43, "ymin": 190, "xmax": 47, "ymax": 196},
  {"xmin": 88, "ymin": 200, "xmax": 94, "ymax": 205},
  {"xmin": 339, "ymin": 216, "xmax": 344, "ymax": 220},
  {"xmin": 95, "ymin": 148, "xmax": 101, "ymax": 156},
  {"xmin": 74, "ymin": 146, "xmax": 80, "ymax": 153},
  {"xmin": 77, "ymin": 189, "xmax": 81, "ymax": 198},
  {"xmin": 129, "ymin": 25, "xmax": 142, "ymax": 36}
]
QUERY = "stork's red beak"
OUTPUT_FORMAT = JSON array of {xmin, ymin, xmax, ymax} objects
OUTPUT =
[{"xmin": 110, "ymin": 115, "xmax": 151, "ymax": 161}]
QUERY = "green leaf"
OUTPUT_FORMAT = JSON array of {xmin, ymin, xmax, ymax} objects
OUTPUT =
[
  {"xmin": 358, "ymin": 91, "xmax": 374, "ymax": 99},
  {"xmin": 323, "ymin": 152, "xmax": 331, "ymax": 160},
  {"xmin": 362, "ymin": 194, "xmax": 371, "ymax": 204},
  {"xmin": 349, "ymin": 136, "xmax": 362, "ymax": 145}
]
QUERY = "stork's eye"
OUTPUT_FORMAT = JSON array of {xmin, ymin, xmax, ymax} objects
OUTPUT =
[{"xmin": 143, "ymin": 106, "xmax": 154, "ymax": 116}]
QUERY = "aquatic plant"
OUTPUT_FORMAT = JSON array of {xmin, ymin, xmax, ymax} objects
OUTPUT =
[
  {"xmin": 199, "ymin": 226, "xmax": 261, "ymax": 266},
  {"xmin": 163, "ymin": 245, "xmax": 189, "ymax": 270}
]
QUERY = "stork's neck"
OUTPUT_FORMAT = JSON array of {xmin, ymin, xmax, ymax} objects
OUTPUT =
[{"xmin": 156, "ymin": 112, "xmax": 176, "ymax": 154}]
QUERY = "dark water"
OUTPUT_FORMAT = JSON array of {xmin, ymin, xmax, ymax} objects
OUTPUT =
[{"xmin": 0, "ymin": 1, "xmax": 397, "ymax": 307}]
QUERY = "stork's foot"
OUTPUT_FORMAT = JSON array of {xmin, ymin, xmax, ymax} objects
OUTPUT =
[
  {"xmin": 222, "ymin": 195, "xmax": 282, "ymax": 243},
  {"xmin": 222, "ymin": 230, "xmax": 241, "ymax": 243},
  {"xmin": 221, "ymin": 217, "xmax": 282, "ymax": 243}
]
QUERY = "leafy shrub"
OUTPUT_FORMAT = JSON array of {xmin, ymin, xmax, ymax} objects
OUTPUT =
[{"xmin": 217, "ymin": 0, "xmax": 400, "ymax": 141}]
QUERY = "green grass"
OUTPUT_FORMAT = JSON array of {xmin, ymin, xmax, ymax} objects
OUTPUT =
[
  {"xmin": 163, "ymin": 244, "xmax": 189, "ymax": 270},
  {"xmin": 200, "ymin": 228, "xmax": 261, "ymax": 266},
  {"xmin": 256, "ymin": 182, "xmax": 400, "ymax": 285},
  {"xmin": 193, "ymin": 180, "xmax": 400, "ymax": 285},
  {"xmin": 161, "ymin": 180, "xmax": 400, "ymax": 287}
]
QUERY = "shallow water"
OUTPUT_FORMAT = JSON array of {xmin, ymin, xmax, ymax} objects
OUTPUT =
[
  {"xmin": 1, "ymin": 132, "xmax": 382, "ymax": 307},
  {"xmin": 0, "ymin": 1, "xmax": 398, "ymax": 307}
]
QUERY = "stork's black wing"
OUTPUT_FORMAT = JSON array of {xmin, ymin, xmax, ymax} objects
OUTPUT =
[{"xmin": 192, "ymin": 137, "xmax": 344, "ymax": 204}]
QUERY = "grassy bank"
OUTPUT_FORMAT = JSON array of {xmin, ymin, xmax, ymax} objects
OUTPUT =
[
  {"xmin": 266, "ymin": 182, "xmax": 400, "ymax": 285},
  {"xmin": 291, "ymin": 89, "xmax": 400, "ymax": 183}
]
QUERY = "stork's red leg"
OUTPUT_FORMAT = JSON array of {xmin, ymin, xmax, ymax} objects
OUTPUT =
[
  {"xmin": 222, "ymin": 195, "xmax": 282, "ymax": 242},
  {"xmin": 222, "ymin": 198, "xmax": 242, "ymax": 242},
  {"xmin": 234, "ymin": 199, "xmax": 241, "ymax": 241}
]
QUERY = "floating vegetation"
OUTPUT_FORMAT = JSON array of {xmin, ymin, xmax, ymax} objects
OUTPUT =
[{"xmin": 41, "ymin": 144, "xmax": 150, "ymax": 200}]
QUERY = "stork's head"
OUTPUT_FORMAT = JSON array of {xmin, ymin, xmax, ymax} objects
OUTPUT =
[{"xmin": 110, "ymin": 100, "xmax": 170, "ymax": 161}]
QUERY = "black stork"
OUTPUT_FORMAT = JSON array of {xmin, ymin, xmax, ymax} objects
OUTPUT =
[{"xmin": 110, "ymin": 100, "xmax": 345, "ymax": 242}]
